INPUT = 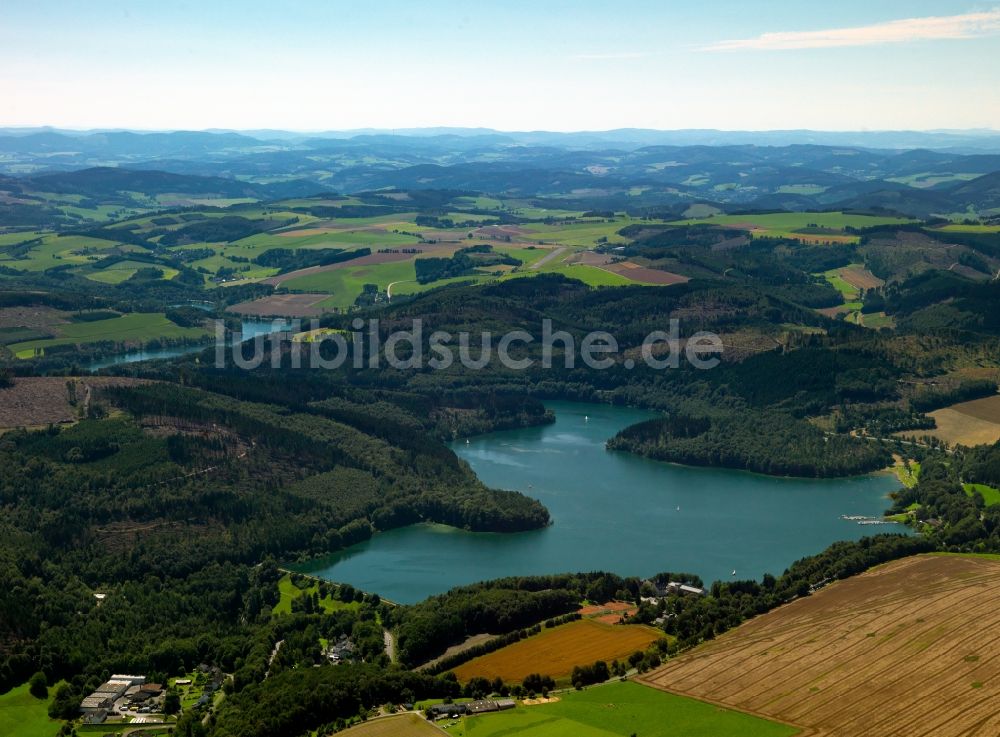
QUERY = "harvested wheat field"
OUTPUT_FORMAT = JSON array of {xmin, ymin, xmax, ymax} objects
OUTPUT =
[
  {"xmin": 452, "ymin": 618, "xmax": 660, "ymax": 683},
  {"xmin": 337, "ymin": 713, "xmax": 443, "ymax": 737},
  {"xmin": 923, "ymin": 394, "xmax": 1000, "ymax": 446},
  {"xmin": 641, "ymin": 554, "xmax": 1000, "ymax": 737}
]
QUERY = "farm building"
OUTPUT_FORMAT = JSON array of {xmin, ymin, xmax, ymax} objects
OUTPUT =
[
  {"xmin": 649, "ymin": 580, "xmax": 706, "ymax": 597},
  {"xmin": 110, "ymin": 674, "xmax": 146, "ymax": 686},
  {"xmin": 95, "ymin": 679, "xmax": 131, "ymax": 698},
  {"xmin": 428, "ymin": 703, "xmax": 467, "ymax": 718},
  {"xmin": 466, "ymin": 699, "xmax": 517, "ymax": 714},
  {"xmin": 81, "ymin": 674, "xmax": 149, "ymax": 713},
  {"xmin": 80, "ymin": 695, "xmax": 114, "ymax": 712},
  {"xmin": 82, "ymin": 708, "xmax": 108, "ymax": 724}
]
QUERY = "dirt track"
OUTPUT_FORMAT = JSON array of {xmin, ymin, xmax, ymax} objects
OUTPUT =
[{"xmin": 640, "ymin": 554, "xmax": 1000, "ymax": 737}]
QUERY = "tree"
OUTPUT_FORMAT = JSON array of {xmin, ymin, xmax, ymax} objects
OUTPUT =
[
  {"xmin": 48, "ymin": 684, "xmax": 78, "ymax": 719},
  {"xmin": 164, "ymin": 689, "xmax": 181, "ymax": 715},
  {"xmin": 29, "ymin": 671, "xmax": 48, "ymax": 699}
]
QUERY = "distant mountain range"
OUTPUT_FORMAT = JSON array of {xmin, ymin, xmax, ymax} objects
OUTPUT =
[
  {"xmin": 1, "ymin": 128, "xmax": 999, "ymax": 218},
  {"xmin": 4, "ymin": 126, "xmax": 1000, "ymax": 151}
]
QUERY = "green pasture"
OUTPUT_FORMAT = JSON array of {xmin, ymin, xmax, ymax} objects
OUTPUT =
[
  {"xmin": 83, "ymin": 260, "xmax": 180, "ymax": 284},
  {"xmin": 0, "ymin": 680, "xmax": 66, "ymax": 737},
  {"xmin": 9, "ymin": 312, "xmax": 211, "ymax": 358},
  {"xmin": 671, "ymin": 211, "xmax": 914, "ymax": 240},
  {"xmin": 0, "ymin": 234, "xmax": 127, "ymax": 271},
  {"xmin": 272, "ymin": 574, "xmax": 362, "ymax": 616},
  {"xmin": 964, "ymin": 483, "xmax": 1000, "ymax": 507},
  {"xmin": 519, "ymin": 219, "xmax": 635, "ymax": 247},
  {"xmin": 451, "ymin": 681, "xmax": 798, "ymax": 737}
]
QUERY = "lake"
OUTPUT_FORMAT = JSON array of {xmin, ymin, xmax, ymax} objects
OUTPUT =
[
  {"xmin": 85, "ymin": 318, "xmax": 293, "ymax": 371},
  {"xmin": 299, "ymin": 400, "xmax": 903, "ymax": 603}
]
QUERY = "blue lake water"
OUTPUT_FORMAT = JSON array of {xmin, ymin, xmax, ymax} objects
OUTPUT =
[{"xmin": 301, "ymin": 401, "xmax": 903, "ymax": 603}]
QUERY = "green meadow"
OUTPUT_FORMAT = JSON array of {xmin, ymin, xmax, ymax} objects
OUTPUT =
[
  {"xmin": 83, "ymin": 259, "xmax": 180, "ymax": 284},
  {"xmin": 964, "ymin": 483, "xmax": 1000, "ymax": 507},
  {"xmin": 670, "ymin": 211, "xmax": 914, "ymax": 242},
  {"xmin": 0, "ymin": 681, "xmax": 65, "ymax": 737},
  {"xmin": 451, "ymin": 681, "xmax": 798, "ymax": 737},
  {"xmin": 0, "ymin": 234, "xmax": 128, "ymax": 271},
  {"xmin": 272, "ymin": 574, "xmax": 362, "ymax": 617},
  {"xmin": 281, "ymin": 259, "xmax": 419, "ymax": 310},
  {"xmin": 671, "ymin": 211, "xmax": 913, "ymax": 230},
  {"xmin": 9, "ymin": 312, "xmax": 211, "ymax": 358},
  {"xmin": 820, "ymin": 267, "xmax": 860, "ymax": 300},
  {"xmin": 520, "ymin": 219, "xmax": 635, "ymax": 247},
  {"xmin": 930, "ymin": 223, "xmax": 1000, "ymax": 233}
]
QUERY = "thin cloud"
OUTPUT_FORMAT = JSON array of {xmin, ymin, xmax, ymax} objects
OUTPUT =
[{"xmin": 703, "ymin": 8, "xmax": 1000, "ymax": 51}]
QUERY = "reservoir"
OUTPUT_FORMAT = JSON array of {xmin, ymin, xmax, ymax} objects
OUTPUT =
[
  {"xmin": 300, "ymin": 401, "xmax": 903, "ymax": 603},
  {"xmin": 85, "ymin": 318, "xmax": 293, "ymax": 371}
]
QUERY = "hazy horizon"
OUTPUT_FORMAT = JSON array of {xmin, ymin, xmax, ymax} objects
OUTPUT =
[{"xmin": 3, "ymin": 125, "xmax": 1000, "ymax": 136}]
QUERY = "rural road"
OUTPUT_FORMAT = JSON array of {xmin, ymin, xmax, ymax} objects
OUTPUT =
[
  {"xmin": 530, "ymin": 246, "xmax": 566, "ymax": 270},
  {"xmin": 383, "ymin": 629, "xmax": 396, "ymax": 662},
  {"xmin": 265, "ymin": 639, "xmax": 284, "ymax": 677},
  {"xmin": 387, "ymin": 280, "xmax": 413, "ymax": 300}
]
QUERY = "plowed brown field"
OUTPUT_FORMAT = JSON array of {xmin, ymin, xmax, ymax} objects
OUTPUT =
[{"xmin": 640, "ymin": 554, "xmax": 1000, "ymax": 737}]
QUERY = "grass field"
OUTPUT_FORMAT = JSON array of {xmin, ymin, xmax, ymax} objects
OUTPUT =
[
  {"xmin": 964, "ymin": 482, "xmax": 1000, "ymax": 507},
  {"xmin": 895, "ymin": 461, "xmax": 921, "ymax": 488},
  {"xmin": 451, "ymin": 619, "xmax": 661, "ymax": 683},
  {"xmin": 9, "ymin": 312, "xmax": 211, "ymax": 358},
  {"xmin": 519, "ymin": 219, "xmax": 634, "ymax": 247},
  {"xmin": 0, "ymin": 681, "xmax": 65, "ymax": 737},
  {"xmin": 0, "ymin": 234, "xmax": 126, "ymax": 271},
  {"xmin": 272, "ymin": 573, "xmax": 360, "ymax": 616},
  {"xmin": 820, "ymin": 267, "xmax": 860, "ymax": 299},
  {"xmin": 861, "ymin": 312, "xmax": 894, "ymax": 329},
  {"xmin": 929, "ymin": 223, "xmax": 1000, "ymax": 233},
  {"xmin": 339, "ymin": 713, "xmax": 444, "ymax": 737},
  {"xmin": 642, "ymin": 554, "xmax": 1000, "ymax": 737},
  {"xmin": 670, "ymin": 212, "xmax": 913, "ymax": 243},
  {"xmin": 83, "ymin": 259, "xmax": 180, "ymax": 284},
  {"xmin": 281, "ymin": 259, "xmax": 418, "ymax": 310},
  {"xmin": 452, "ymin": 681, "xmax": 797, "ymax": 737}
]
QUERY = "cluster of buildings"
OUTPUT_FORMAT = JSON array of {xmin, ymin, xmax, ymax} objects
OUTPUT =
[
  {"xmin": 324, "ymin": 634, "xmax": 355, "ymax": 663},
  {"xmin": 191, "ymin": 663, "xmax": 226, "ymax": 709},
  {"xmin": 80, "ymin": 674, "xmax": 162, "ymax": 722},
  {"xmin": 657, "ymin": 580, "xmax": 707, "ymax": 597},
  {"xmin": 428, "ymin": 699, "xmax": 516, "ymax": 720},
  {"xmin": 641, "ymin": 579, "xmax": 707, "ymax": 626}
]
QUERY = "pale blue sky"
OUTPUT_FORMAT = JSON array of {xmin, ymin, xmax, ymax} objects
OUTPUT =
[{"xmin": 2, "ymin": 1, "xmax": 998, "ymax": 131}]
